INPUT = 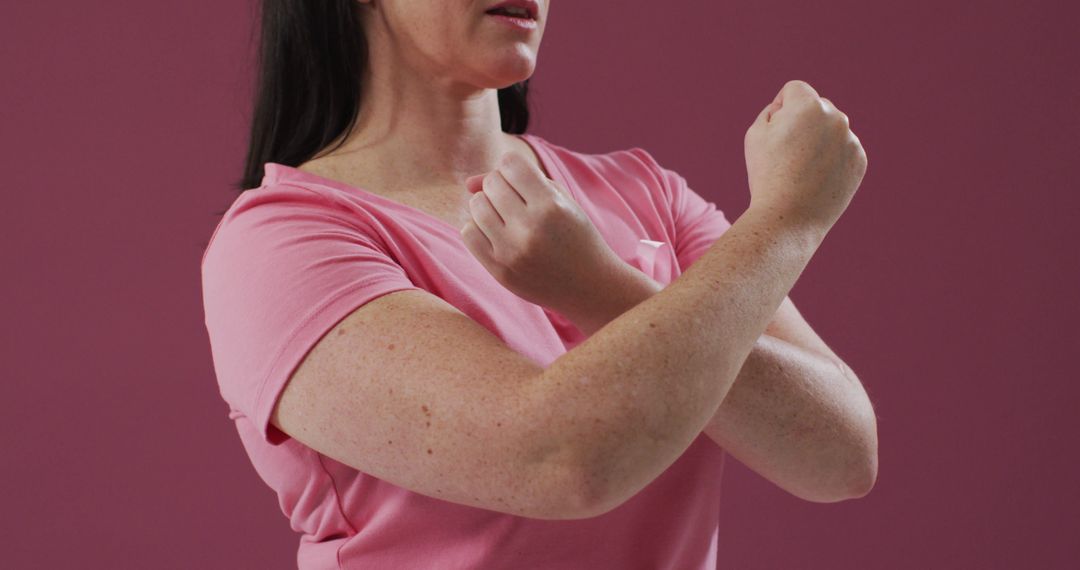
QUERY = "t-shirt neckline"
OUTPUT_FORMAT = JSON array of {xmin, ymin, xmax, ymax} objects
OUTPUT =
[{"xmin": 261, "ymin": 133, "xmax": 572, "ymax": 237}]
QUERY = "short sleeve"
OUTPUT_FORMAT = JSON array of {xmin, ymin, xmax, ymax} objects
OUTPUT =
[
  {"xmin": 200, "ymin": 184, "xmax": 423, "ymax": 446},
  {"xmin": 629, "ymin": 147, "xmax": 734, "ymax": 271}
]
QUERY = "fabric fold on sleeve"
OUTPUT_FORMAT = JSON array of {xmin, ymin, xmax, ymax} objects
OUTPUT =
[
  {"xmin": 629, "ymin": 147, "xmax": 734, "ymax": 271},
  {"xmin": 201, "ymin": 186, "xmax": 423, "ymax": 446}
]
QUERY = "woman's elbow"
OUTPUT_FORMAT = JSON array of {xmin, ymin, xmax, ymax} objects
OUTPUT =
[
  {"xmin": 838, "ymin": 427, "xmax": 879, "ymax": 500},
  {"xmin": 802, "ymin": 429, "xmax": 879, "ymax": 503},
  {"xmin": 839, "ymin": 387, "xmax": 880, "ymax": 499},
  {"xmin": 847, "ymin": 444, "xmax": 878, "ymax": 498}
]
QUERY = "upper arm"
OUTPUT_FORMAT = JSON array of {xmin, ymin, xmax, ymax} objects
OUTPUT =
[
  {"xmin": 201, "ymin": 186, "xmax": 588, "ymax": 520},
  {"xmin": 272, "ymin": 286, "xmax": 588, "ymax": 520}
]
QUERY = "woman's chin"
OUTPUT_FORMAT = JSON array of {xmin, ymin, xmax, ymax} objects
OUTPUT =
[{"xmin": 482, "ymin": 56, "xmax": 537, "ymax": 84}]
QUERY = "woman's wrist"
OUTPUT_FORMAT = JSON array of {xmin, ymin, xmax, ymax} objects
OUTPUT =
[{"xmin": 556, "ymin": 258, "xmax": 664, "ymax": 336}]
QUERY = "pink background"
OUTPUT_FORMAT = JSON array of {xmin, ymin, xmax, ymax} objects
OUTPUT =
[{"xmin": 3, "ymin": 1, "xmax": 1076, "ymax": 567}]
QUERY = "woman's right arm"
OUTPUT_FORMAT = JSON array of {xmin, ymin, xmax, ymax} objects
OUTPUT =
[
  {"xmin": 273, "ymin": 201, "xmax": 824, "ymax": 521},
  {"xmin": 272, "ymin": 80, "xmax": 866, "ymax": 520}
]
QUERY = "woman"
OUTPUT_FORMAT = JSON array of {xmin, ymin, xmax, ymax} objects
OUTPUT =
[{"xmin": 201, "ymin": 0, "xmax": 873, "ymax": 567}]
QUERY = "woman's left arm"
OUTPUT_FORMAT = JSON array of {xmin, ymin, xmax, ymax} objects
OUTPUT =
[
  {"xmin": 561, "ymin": 267, "xmax": 879, "ymax": 503},
  {"xmin": 707, "ymin": 295, "xmax": 879, "ymax": 503}
]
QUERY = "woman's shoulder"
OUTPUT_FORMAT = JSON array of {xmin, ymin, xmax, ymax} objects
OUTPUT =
[
  {"xmin": 202, "ymin": 169, "xmax": 385, "ymax": 272},
  {"xmin": 529, "ymin": 132, "xmax": 655, "ymax": 163},
  {"xmin": 529, "ymin": 134, "xmax": 669, "ymax": 188}
]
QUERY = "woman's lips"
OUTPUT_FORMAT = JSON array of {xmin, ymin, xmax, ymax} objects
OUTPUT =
[{"xmin": 485, "ymin": 12, "xmax": 538, "ymax": 31}]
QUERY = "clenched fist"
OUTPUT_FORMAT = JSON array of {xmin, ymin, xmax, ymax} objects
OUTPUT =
[
  {"xmin": 744, "ymin": 79, "xmax": 868, "ymax": 231},
  {"xmin": 459, "ymin": 151, "xmax": 627, "ymax": 317}
]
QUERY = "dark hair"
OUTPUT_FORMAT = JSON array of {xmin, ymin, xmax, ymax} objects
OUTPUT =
[{"xmin": 233, "ymin": 0, "xmax": 532, "ymax": 193}]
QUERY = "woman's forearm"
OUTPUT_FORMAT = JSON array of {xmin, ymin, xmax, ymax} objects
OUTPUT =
[
  {"xmin": 532, "ymin": 206, "xmax": 828, "ymax": 516},
  {"xmin": 559, "ymin": 257, "xmax": 876, "ymax": 503},
  {"xmin": 704, "ymin": 334, "xmax": 877, "ymax": 502}
]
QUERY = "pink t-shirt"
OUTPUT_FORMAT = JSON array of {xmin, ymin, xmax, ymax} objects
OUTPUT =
[{"xmin": 201, "ymin": 133, "xmax": 734, "ymax": 569}]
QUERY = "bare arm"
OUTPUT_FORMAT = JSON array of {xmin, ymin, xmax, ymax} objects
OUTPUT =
[
  {"xmin": 273, "ymin": 206, "xmax": 826, "ymax": 520},
  {"xmin": 524, "ymin": 207, "xmax": 828, "ymax": 515},
  {"xmin": 710, "ymin": 295, "xmax": 879, "ymax": 502},
  {"xmin": 703, "ymin": 332, "xmax": 878, "ymax": 502},
  {"xmin": 271, "ymin": 80, "xmax": 865, "ymax": 520},
  {"xmin": 556, "ymin": 269, "xmax": 878, "ymax": 503}
]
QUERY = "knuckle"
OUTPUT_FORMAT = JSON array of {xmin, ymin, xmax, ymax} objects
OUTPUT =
[
  {"xmin": 832, "ymin": 112, "xmax": 848, "ymax": 131},
  {"xmin": 502, "ymin": 153, "xmax": 533, "ymax": 181},
  {"xmin": 499, "ymin": 155, "xmax": 527, "ymax": 182},
  {"xmin": 476, "ymin": 180, "xmax": 491, "ymax": 199},
  {"xmin": 819, "ymin": 97, "xmax": 850, "ymax": 128},
  {"xmin": 786, "ymin": 79, "xmax": 810, "ymax": 92},
  {"xmin": 500, "ymin": 152, "xmax": 519, "ymax": 172},
  {"xmin": 795, "ymin": 99, "xmax": 824, "ymax": 118},
  {"xmin": 468, "ymin": 193, "xmax": 485, "ymax": 213}
]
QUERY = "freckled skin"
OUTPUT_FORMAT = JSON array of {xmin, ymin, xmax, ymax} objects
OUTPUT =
[
  {"xmin": 507, "ymin": 205, "xmax": 835, "ymax": 510},
  {"xmin": 264, "ymin": 0, "xmax": 584, "ymax": 520},
  {"xmin": 270, "ymin": 80, "xmax": 862, "ymax": 516},
  {"xmin": 265, "ymin": 70, "xmax": 872, "ymax": 519}
]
